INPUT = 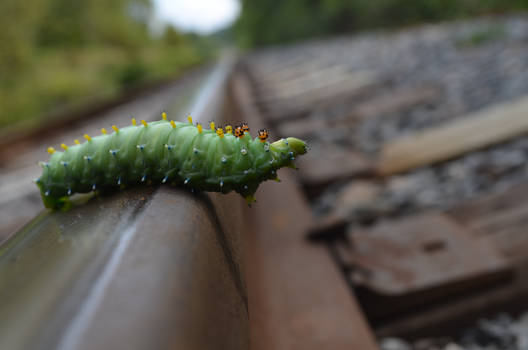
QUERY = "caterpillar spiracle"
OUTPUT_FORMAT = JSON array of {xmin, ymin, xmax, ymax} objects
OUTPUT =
[{"xmin": 36, "ymin": 114, "xmax": 308, "ymax": 209}]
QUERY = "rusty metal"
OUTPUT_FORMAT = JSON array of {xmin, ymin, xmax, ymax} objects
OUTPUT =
[
  {"xmin": 0, "ymin": 56, "xmax": 249, "ymax": 350},
  {"xmin": 229, "ymin": 68, "xmax": 380, "ymax": 350}
]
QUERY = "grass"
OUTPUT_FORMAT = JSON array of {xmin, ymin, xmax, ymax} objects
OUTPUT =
[
  {"xmin": 0, "ymin": 44, "xmax": 207, "ymax": 130},
  {"xmin": 455, "ymin": 24, "xmax": 506, "ymax": 48}
]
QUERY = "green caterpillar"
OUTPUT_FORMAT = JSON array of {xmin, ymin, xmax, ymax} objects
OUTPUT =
[{"xmin": 36, "ymin": 114, "xmax": 308, "ymax": 209}]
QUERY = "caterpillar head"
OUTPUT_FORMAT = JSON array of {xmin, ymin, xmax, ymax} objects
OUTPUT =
[
  {"xmin": 285, "ymin": 137, "xmax": 308, "ymax": 155},
  {"xmin": 270, "ymin": 137, "xmax": 308, "ymax": 156}
]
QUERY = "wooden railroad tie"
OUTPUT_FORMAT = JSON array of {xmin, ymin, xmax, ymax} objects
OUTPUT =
[{"xmin": 377, "ymin": 95, "xmax": 528, "ymax": 176}]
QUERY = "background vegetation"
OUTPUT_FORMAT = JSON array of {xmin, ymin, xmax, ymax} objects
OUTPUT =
[
  {"xmin": 235, "ymin": 0, "xmax": 528, "ymax": 47},
  {"xmin": 6, "ymin": 0, "xmax": 528, "ymax": 130},
  {"xmin": 0, "ymin": 0, "xmax": 214, "ymax": 129}
]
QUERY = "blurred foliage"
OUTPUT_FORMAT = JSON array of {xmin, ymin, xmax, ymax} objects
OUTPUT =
[
  {"xmin": 236, "ymin": 0, "xmax": 528, "ymax": 47},
  {"xmin": 0, "ymin": 0, "xmax": 215, "ymax": 129},
  {"xmin": 455, "ymin": 24, "xmax": 506, "ymax": 47}
]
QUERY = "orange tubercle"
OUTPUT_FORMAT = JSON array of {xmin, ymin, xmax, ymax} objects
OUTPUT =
[
  {"xmin": 241, "ymin": 122, "xmax": 250, "ymax": 134},
  {"xmin": 234, "ymin": 125, "xmax": 244, "ymax": 138},
  {"xmin": 258, "ymin": 129, "xmax": 269, "ymax": 142}
]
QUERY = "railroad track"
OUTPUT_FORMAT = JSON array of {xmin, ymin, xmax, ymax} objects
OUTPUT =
[
  {"xmin": 240, "ymin": 14, "xmax": 528, "ymax": 348},
  {"xmin": 0, "ymin": 53, "xmax": 378, "ymax": 349},
  {"xmin": 0, "ymin": 56, "xmax": 254, "ymax": 350},
  {"xmin": 4, "ymin": 15, "xmax": 528, "ymax": 350}
]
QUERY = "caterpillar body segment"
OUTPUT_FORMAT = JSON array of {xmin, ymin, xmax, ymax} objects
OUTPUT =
[{"xmin": 37, "ymin": 119, "xmax": 308, "ymax": 209}]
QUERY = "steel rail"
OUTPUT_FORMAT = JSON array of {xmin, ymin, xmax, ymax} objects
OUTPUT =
[
  {"xmin": 0, "ymin": 55, "xmax": 249, "ymax": 350},
  {"xmin": 229, "ymin": 64, "xmax": 380, "ymax": 350}
]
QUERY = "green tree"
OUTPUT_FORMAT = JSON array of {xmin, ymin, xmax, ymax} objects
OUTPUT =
[
  {"xmin": 236, "ymin": 0, "xmax": 528, "ymax": 48},
  {"xmin": 0, "ymin": 0, "xmax": 45, "ymax": 76},
  {"xmin": 36, "ymin": 0, "xmax": 152, "ymax": 48},
  {"xmin": 0, "ymin": 0, "xmax": 210, "ymax": 129}
]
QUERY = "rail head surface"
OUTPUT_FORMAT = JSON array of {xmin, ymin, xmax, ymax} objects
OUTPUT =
[{"xmin": 0, "ymin": 56, "xmax": 249, "ymax": 350}]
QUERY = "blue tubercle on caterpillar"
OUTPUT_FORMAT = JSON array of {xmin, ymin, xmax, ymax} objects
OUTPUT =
[{"xmin": 36, "ymin": 114, "xmax": 308, "ymax": 209}]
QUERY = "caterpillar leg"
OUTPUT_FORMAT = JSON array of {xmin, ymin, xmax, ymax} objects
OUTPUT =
[
  {"xmin": 245, "ymin": 195, "xmax": 256, "ymax": 207},
  {"xmin": 40, "ymin": 193, "xmax": 72, "ymax": 211}
]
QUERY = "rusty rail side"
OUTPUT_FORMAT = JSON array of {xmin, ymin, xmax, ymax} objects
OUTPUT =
[
  {"xmin": 0, "ymin": 56, "xmax": 249, "ymax": 350},
  {"xmin": 229, "ymin": 65, "xmax": 380, "ymax": 350}
]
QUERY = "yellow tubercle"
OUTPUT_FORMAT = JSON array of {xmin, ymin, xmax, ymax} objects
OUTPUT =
[
  {"xmin": 197, "ymin": 123, "xmax": 203, "ymax": 133},
  {"xmin": 131, "ymin": 118, "xmax": 137, "ymax": 126},
  {"xmin": 162, "ymin": 112, "xmax": 167, "ymax": 120},
  {"xmin": 101, "ymin": 128, "xmax": 107, "ymax": 135},
  {"xmin": 187, "ymin": 115, "xmax": 193, "ymax": 124},
  {"xmin": 61, "ymin": 143, "xmax": 68, "ymax": 150},
  {"xmin": 47, "ymin": 147, "xmax": 56, "ymax": 154},
  {"xmin": 141, "ymin": 120, "xmax": 148, "ymax": 127},
  {"xmin": 74, "ymin": 139, "xmax": 80, "ymax": 145},
  {"xmin": 210, "ymin": 121, "xmax": 215, "ymax": 130},
  {"xmin": 170, "ymin": 120, "xmax": 176, "ymax": 128},
  {"xmin": 112, "ymin": 125, "xmax": 119, "ymax": 133},
  {"xmin": 84, "ymin": 134, "xmax": 92, "ymax": 141},
  {"xmin": 216, "ymin": 128, "xmax": 224, "ymax": 138}
]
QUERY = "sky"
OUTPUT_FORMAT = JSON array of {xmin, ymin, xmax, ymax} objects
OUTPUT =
[{"xmin": 153, "ymin": 0, "xmax": 241, "ymax": 34}]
